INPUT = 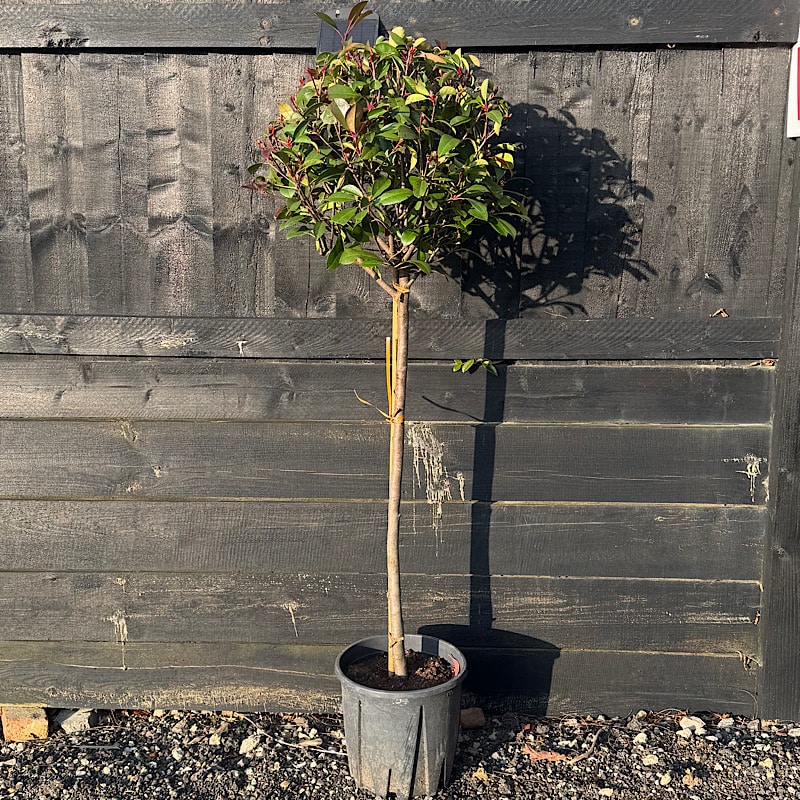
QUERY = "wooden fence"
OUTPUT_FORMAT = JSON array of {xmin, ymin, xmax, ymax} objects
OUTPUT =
[{"xmin": 0, "ymin": 0, "xmax": 798, "ymax": 718}]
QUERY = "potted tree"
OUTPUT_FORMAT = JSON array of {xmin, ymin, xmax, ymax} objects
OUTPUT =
[{"xmin": 248, "ymin": 5, "xmax": 525, "ymax": 797}]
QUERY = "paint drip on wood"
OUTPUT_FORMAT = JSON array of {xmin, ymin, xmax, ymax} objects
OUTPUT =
[{"xmin": 407, "ymin": 422, "xmax": 465, "ymax": 552}]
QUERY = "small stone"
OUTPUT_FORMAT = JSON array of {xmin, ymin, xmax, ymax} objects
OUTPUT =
[
  {"xmin": 53, "ymin": 709, "xmax": 93, "ymax": 735},
  {"xmin": 642, "ymin": 754, "xmax": 659, "ymax": 766},
  {"xmin": 239, "ymin": 735, "xmax": 260, "ymax": 755},
  {"xmin": 460, "ymin": 708, "xmax": 486, "ymax": 729},
  {"xmin": 633, "ymin": 732, "xmax": 648, "ymax": 745},
  {"xmin": 676, "ymin": 728, "xmax": 693, "ymax": 740},
  {"xmin": 659, "ymin": 772, "xmax": 672, "ymax": 786},
  {"xmin": 296, "ymin": 738, "xmax": 322, "ymax": 748},
  {"xmin": 209, "ymin": 734, "xmax": 222, "ymax": 746},
  {"xmin": 678, "ymin": 716, "xmax": 706, "ymax": 735},
  {"xmin": 535, "ymin": 724, "xmax": 549, "ymax": 735},
  {"xmin": 759, "ymin": 757, "xmax": 775, "ymax": 770},
  {"xmin": 102, "ymin": 767, "xmax": 111, "ymax": 776},
  {"xmin": 152, "ymin": 710, "xmax": 166, "ymax": 718},
  {"xmin": 717, "ymin": 718, "xmax": 735, "ymax": 729},
  {"xmin": 599, "ymin": 789, "xmax": 614, "ymax": 797},
  {"xmin": 280, "ymin": 781, "xmax": 290, "ymax": 789},
  {"xmin": 636, "ymin": 710, "xmax": 648, "ymax": 719},
  {"xmin": 747, "ymin": 719, "xmax": 761, "ymax": 731},
  {"xmin": 788, "ymin": 728, "xmax": 800, "ymax": 738},
  {"xmin": 171, "ymin": 747, "xmax": 184, "ymax": 762}
]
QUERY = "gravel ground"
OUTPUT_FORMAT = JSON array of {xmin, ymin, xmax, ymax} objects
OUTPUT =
[{"xmin": 2, "ymin": 707, "xmax": 799, "ymax": 799}]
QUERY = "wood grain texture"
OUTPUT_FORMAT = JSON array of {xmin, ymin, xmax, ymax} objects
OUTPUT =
[
  {"xmin": 0, "ymin": 55, "xmax": 33, "ymax": 313},
  {"xmin": 761, "ymin": 140, "xmax": 800, "ymax": 719},
  {"xmin": 0, "ymin": 500, "xmax": 765, "ymax": 581},
  {"xmin": 0, "ymin": 314, "xmax": 780, "ymax": 359},
  {"xmin": 0, "ymin": 571, "xmax": 759, "ymax": 652},
  {"xmin": 0, "ymin": 420, "xmax": 770, "ymax": 504},
  {"xmin": 0, "ymin": 357, "xmax": 773, "ymax": 424},
  {"xmin": 21, "ymin": 53, "xmax": 89, "ymax": 313},
  {"xmin": 0, "ymin": 641, "xmax": 759, "ymax": 716},
  {"xmin": 145, "ymin": 53, "xmax": 215, "ymax": 315},
  {"xmin": 0, "ymin": 1, "xmax": 792, "ymax": 49}
]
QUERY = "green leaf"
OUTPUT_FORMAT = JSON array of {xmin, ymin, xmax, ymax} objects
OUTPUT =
[
  {"xmin": 331, "ymin": 207, "xmax": 358, "ymax": 225},
  {"xmin": 340, "ymin": 246, "xmax": 382, "ymax": 266},
  {"xmin": 483, "ymin": 360, "xmax": 499, "ymax": 376},
  {"xmin": 489, "ymin": 217, "xmax": 518, "ymax": 238},
  {"xmin": 326, "ymin": 237, "xmax": 344, "ymax": 270},
  {"xmin": 374, "ymin": 188, "xmax": 413, "ymax": 206},
  {"xmin": 462, "ymin": 359, "xmax": 475, "ymax": 372},
  {"xmin": 314, "ymin": 11, "xmax": 337, "ymax": 28},
  {"xmin": 452, "ymin": 359, "xmax": 463, "ymax": 372},
  {"xmin": 399, "ymin": 229, "xmax": 418, "ymax": 246},
  {"xmin": 467, "ymin": 200, "xmax": 488, "ymax": 221},
  {"xmin": 313, "ymin": 220, "xmax": 326, "ymax": 240},
  {"xmin": 409, "ymin": 176, "xmax": 428, "ymax": 197},
  {"xmin": 437, "ymin": 134, "xmax": 461, "ymax": 158},
  {"xmin": 285, "ymin": 227, "xmax": 309, "ymax": 240},
  {"xmin": 371, "ymin": 176, "xmax": 391, "ymax": 198},
  {"xmin": 405, "ymin": 93, "xmax": 429, "ymax": 104},
  {"xmin": 328, "ymin": 100, "xmax": 348, "ymax": 127},
  {"xmin": 328, "ymin": 84, "xmax": 359, "ymax": 101}
]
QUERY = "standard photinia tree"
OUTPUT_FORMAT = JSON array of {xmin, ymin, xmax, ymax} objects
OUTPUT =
[{"xmin": 248, "ymin": 3, "xmax": 525, "ymax": 679}]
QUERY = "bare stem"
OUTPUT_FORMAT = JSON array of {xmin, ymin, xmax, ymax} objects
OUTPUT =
[{"xmin": 386, "ymin": 273, "xmax": 410, "ymax": 677}]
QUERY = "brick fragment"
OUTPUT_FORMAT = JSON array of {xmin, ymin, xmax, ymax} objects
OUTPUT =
[{"xmin": 1, "ymin": 705, "xmax": 48, "ymax": 742}]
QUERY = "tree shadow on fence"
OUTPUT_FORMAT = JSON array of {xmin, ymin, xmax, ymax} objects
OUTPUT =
[
  {"xmin": 453, "ymin": 103, "xmax": 655, "ymax": 318},
  {"xmin": 422, "ymin": 107, "xmax": 654, "ymax": 713}
]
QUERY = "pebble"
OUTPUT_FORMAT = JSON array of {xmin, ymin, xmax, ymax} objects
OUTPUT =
[
  {"xmin": 170, "ymin": 747, "xmax": 183, "ymax": 762},
  {"xmin": 642, "ymin": 754, "xmax": 659, "ymax": 766},
  {"xmin": 239, "ymin": 735, "xmax": 260, "ymax": 755},
  {"xmin": 788, "ymin": 728, "xmax": 800, "ymax": 738},
  {"xmin": 633, "ymin": 732, "xmax": 648, "ymax": 745},
  {"xmin": 678, "ymin": 716, "xmax": 707, "ymax": 735},
  {"xmin": 460, "ymin": 708, "xmax": 487, "ymax": 729},
  {"xmin": 717, "ymin": 718, "xmax": 736, "ymax": 729}
]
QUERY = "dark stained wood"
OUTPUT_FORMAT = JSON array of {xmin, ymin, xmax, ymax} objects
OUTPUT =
[
  {"xmin": 0, "ymin": 54, "xmax": 32, "ymax": 313},
  {"xmin": 0, "ymin": 419, "xmax": 769, "ymax": 504},
  {"xmin": 0, "ymin": 571, "xmax": 759, "ymax": 652},
  {"xmin": 0, "ymin": 641, "xmax": 758, "ymax": 716},
  {"xmin": 0, "ymin": 314, "xmax": 780, "ymax": 359},
  {"xmin": 0, "ymin": 500, "xmax": 765, "ymax": 581},
  {"xmin": 0, "ymin": 357, "xmax": 773, "ymax": 424},
  {"xmin": 761, "ymin": 140, "xmax": 800, "ymax": 720},
  {"xmin": 21, "ymin": 53, "xmax": 89, "ymax": 313},
  {"xmin": 0, "ymin": 1, "xmax": 792, "ymax": 50},
  {"xmin": 81, "ymin": 54, "xmax": 149, "ymax": 314},
  {"xmin": 145, "ymin": 53, "xmax": 215, "ymax": 315}
]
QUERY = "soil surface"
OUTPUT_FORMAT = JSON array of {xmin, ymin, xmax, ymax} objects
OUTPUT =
[
  {"xmin": 1, "ymin": 708, "xmax": 799, "ymax": 799},
  {"xmin": 345, "ymin": 649, "xmax": 454, "ymax": 691}
]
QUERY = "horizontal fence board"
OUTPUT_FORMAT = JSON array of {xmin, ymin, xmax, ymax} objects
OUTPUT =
[
  {"xmin": 0, "ymin": 501, "xmax": 765, "ymax": 581},
  {"xmin": 0, "ymin": 1, "xmax": 792, "ymax": 50},
  {"xmin": 0, "ymin": 357, "xmax": 774, "ymax": 424},
  {"xmin": 0, "ymin": 314, "xmax": 781, "ymax": 360},
  {"xmin": 0, "ymin": 572, "xmax": 760, "ymax": 652},
  {"xmin": 0, "ymin": 641, "xmax": 759, "ymax": 716},
  {"xmin": 0, "ymin": 420, "xmax": 770, "ymax": 504}
]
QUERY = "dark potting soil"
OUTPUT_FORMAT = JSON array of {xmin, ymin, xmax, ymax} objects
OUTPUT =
[{"xmin": 345, "ymin": 650, "xmax": 454, "ymax": 691}]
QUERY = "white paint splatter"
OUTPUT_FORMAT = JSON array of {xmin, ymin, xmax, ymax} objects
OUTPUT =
[
  {"xmin": 723, "ymin": 453, "xmax": 767, "ymax": 503},
  {"xmin": 283, "ymin": 602, "xmax": 300, "ymax": 638},
  {"xmin": 407, "ymin": 422, "xmax": 456, "ymax": 551},
  {"xmin": 107, "ymin": 611, "xmax": 129, "ymax": 670}
]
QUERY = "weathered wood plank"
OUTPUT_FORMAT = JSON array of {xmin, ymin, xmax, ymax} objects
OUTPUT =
[
  {"xmin": 0, "ymin": 314, "xmax": 780, "ymax": 359},
  {"xmin": 628, "ymin": 49, "xmax": 724, "ymax": 316},
  {"xmin": 21, "ymin": 53, "xmax": 89, "ymax": 312},
  {"xmin": 0, "ymin": 54, "xmax": 33, "ymax": 313},
  {"xmin": 0, "ymin": 2, "xmax": 791, "ymax": 49},
  {"xmin": 0, "ymin": 641, "xmax": 759, "ymax": 716},
  {"xmin": 0, "ymin": 500, "xmax": 765, "ymax": 581},
  {"xmin": 699, "ymin": 48, "xmax": 788, "ymax": 318},
  {"xmin": 145, "ymin": 53, "xmax": 215, "ymax": 315},
  {"xmin": 0, "ymin": 572, "xmax": 760, "ymax": 652},
  {"xmin": 0, "ymin": 357, "xmax": 773, "ymax": 424},
  {"xmin": 761, "ymin": 139, "xmax": 800, "ymax": 720},
  {"xmin": 81, "ymin": 54, "xmax": 146, "ymax": 314},
  {"xmin": 0, "ymin": 420, "xmax": 770, "ymax": 504}
]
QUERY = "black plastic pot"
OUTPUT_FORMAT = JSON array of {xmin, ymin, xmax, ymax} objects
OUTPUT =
[{"xmin": 335, "ymin": 634, "xmax": 467, "ymax": 800}]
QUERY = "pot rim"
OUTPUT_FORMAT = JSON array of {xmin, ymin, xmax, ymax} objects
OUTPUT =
[{"xmin": 334, "ymin": 633, "xmax": 468, "ymax": 699}]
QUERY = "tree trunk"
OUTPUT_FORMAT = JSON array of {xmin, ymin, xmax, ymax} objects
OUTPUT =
[{"xmin": 387, "ymin": 275, "xmax": 410, "ymax": 677}]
